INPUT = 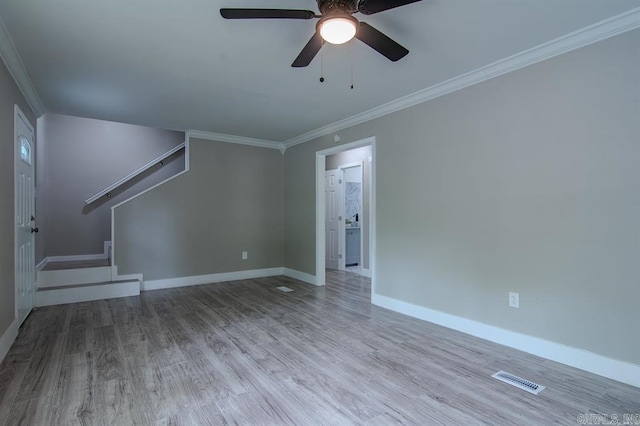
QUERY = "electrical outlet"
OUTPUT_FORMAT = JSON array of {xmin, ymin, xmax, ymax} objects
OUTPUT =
[
  {"xmin": 242, "ymin": 251, "xmax": 248, "ymax": 260},
  {"xmin": 509, "ymin": 292, "xmax": 520, "ymax": 308}
]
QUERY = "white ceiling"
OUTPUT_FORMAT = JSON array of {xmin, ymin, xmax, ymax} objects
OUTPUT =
[{"xmin": 0, "ymin": 0, "xmax": 638, "ymax": 142}]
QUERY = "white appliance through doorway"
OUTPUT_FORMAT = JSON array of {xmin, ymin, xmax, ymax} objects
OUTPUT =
[{"xmin": 14, "ymin": 105, "xmax": 36, "ymax": 326}]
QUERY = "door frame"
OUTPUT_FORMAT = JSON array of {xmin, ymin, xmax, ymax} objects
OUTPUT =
[
  {"xmin": 14, "ymin": 104, "xmax": 36, "ymax": 323},
  {"xmin": 315, "ymin": 136, "xmax": 376, "ymax": 296}
]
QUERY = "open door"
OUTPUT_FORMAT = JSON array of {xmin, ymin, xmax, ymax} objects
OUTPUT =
[
  {"xmin": 325, "ymin": 169, "xmax": 344, "ymax": 270},
  {"xmin": 15, "ymin": 106, "xmax": 36, "ymax": 326}
]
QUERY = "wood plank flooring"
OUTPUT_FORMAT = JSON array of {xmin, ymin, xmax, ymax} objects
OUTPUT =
[{"xmin": 1, "ymin": 270, "xmax": 639, "ymax": 425}]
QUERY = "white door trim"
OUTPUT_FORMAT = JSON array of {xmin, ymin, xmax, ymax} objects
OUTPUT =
[
  {"xmin": 14, "ymin": 104, "xmax": 35, "ymax": 324},
  {"xmin": 315, "ymin": 136, "xmax": 376, "ymax": 298}
]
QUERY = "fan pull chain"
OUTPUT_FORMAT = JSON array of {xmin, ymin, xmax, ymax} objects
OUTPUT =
[
  {"xmin": 319, "ymin": 41, "xmax": 325, "ymax": 83},
  {"xmin": 350, "ymin": 41, "xmax": 355, "ymax": 89}
]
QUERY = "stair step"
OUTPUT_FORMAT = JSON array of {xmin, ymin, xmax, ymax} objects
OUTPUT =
[
  {"xmin": 38, "ymin": 279, "xmax": 138, "ymax": 291},
  {"xmin": 36, "ymin": 279, "xmax": 140, "ymax": 307},
  {"xmin": 38, "ymin": 266, "xmax": 112, "ymax": 288},
  {"xmin": 41, "ymin": 258, "xmax": 110, "ymax": 271}
]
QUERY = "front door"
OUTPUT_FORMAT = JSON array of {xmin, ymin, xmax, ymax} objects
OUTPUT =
[
  {"xmin": 15, "ymin": 106, "xmax": 36, "ymax": 326},
  {"xmin": 325, "ymin": 169, "xmax": 343, "ymax": 270}
]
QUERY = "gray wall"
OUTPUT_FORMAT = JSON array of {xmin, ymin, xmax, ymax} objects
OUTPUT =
[
  {"xmin": 40, "ymin": 113, "xmax": 185, "ymax": 258},
  {"xmin": 0, "ymin": 59, "xmax": 36, "ymax": 338},
  {"xmin": 326, "ymin": 145, "xmax": 372, "ymax": 269},
  {"xmin": 284, "ymin": 29, "xmax": 640, "ymax": 364},
  {"xmin": 114, "ymin": 138, "xmax": 284, "ymax": 281}
]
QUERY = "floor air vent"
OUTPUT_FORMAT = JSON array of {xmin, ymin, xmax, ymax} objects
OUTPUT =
[
  {"xmin": 276, "ymin": 286, "xmax": 293, "ymax": 293},
  {"xmin": 491, "ymin": 371, "xmax": 545, "ymax": 395}
]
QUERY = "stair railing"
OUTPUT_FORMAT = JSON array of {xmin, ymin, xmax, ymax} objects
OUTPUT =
[{"xmin": 84, "ymin": 142, "xmax": 185, "ymax": 205}]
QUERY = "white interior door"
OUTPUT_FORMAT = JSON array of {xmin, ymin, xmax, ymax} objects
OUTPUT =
[
  {"xmin": 15, "ymin": 106, "xmax": 36, "ymax": 326},
  {"xmin": 325, "ymin": 169, "xmax": 343, "ymax": 270}
]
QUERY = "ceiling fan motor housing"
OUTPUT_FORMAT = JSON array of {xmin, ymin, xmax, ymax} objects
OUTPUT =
[{"xmin": 317, "ymin": 0, "xmax": 357, "ymax": 15}]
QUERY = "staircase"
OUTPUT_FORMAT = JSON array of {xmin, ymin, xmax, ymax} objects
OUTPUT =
[
  {"xmin": 34, "ymin": 141, "xmax": 185, "ymax": 307},
  {"xmin": 36, "ymin": 258, "xmax": 140, "ymax": 307}
]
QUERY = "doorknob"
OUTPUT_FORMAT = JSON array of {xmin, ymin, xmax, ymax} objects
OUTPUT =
[{"xmin": 31, "ymin": 227, "xmax": 39, "ymax": 233}]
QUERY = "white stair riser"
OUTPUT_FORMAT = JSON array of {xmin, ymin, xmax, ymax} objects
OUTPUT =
[
  {"xmin": 37, "ymin": 267, "xmax": 112, "ymax": 288},
  {"xmin": 36, "ymin": 281, "xmax": 140, "ymax": 307}
]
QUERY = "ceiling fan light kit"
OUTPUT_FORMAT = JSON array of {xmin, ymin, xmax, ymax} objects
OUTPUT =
[
  {"xmin": 220, "ymin": 0, "xmax": 421, "ymax": 67},
  {"xmin": 318, "ymin": 16, "xmax": 358, "ymax": 45}
]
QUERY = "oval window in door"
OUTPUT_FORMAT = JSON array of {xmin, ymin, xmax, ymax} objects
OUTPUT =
[{"xmin": 20, "ymin": 136, "xmax": 32, "ymax": 165}]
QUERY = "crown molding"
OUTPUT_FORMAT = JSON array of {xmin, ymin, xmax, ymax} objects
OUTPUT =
[
  {"xmin": 283, "ymin": 7, "xmax": 640, "ymax": 148},
  {"xmin": 0, "ymin": 14, "xmax": 45, "ymax": 117},
  {"xmin": 188, "ymin": 129, "xmax": 285, "ymax": 152}
]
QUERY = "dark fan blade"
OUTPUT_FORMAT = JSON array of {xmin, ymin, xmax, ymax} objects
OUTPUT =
[
  {"xmin": 358, "ymin": 0, "xmax": 422, "ymax": 15},
  {"xmin": 292, "ymin": 33, "xmax": 323, "ymax": 67},
  {"xmin": 356, "ymin": 22, "xmax": 408, "ymax": 61},
  {"xmin": 220, "ymin": 8, "xmax": 316, "ymax": 19}
]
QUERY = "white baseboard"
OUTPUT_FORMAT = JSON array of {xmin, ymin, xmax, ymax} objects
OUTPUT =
[
  {"xmin": 48, "ymin": 253, "xmax": 107, "ymax": 262},
  {"xmin": 111, "ymin": 265, "xmax": 144, "ymax": 283},
  {"xmin": 282, "ymin": 268, "xmax": 318, "ymax": 286},
  {"xmin": 36, "ymin": 258, "xmax": 47, "ymax": 271},
  {"xmin": 104, "ymin": 241, "xmax": 112, "ymax": 260},
  {"xmin": 142, "ymin": 267, "xmax": 285, "ymax": 292},
  {"xmin": 0, "ymin": 320, "xmax": 18, "ymax": 363},
  {"xmin": 372, "ymin": 293, "xmax": 640, "ymax": 389},
  {"xmin": 360, "ymin": 268, "xmax": 372, "ymax": 278}
]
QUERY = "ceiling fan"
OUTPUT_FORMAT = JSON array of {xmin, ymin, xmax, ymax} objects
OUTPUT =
[{"xmin": 220, "ymin": 0, "xmax": 422, "ymax": 67}]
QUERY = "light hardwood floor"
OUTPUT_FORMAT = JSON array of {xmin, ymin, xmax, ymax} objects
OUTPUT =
[{"xmin": 1, "ymin": 270, "xmax": 638, "ymax": 425}]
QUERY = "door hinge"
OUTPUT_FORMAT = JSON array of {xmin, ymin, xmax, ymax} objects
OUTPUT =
[
  {"xmin": 338, "ymin": 179, "xmax": 342, "ymax": 184},
  {"xmin": 338, "ymin": 216, "xmax": 342, "ymax": 221},
  {"xmin": 338, "ymin": 254, "xmax": 342, "ymax": 259}
]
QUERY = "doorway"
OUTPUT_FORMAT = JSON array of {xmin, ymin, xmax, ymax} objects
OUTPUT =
[
  {"xmin": 14, "ymin": 105, "xmax": 36, "ymax": 326},
  {"xmin": 325, "ymin": 159, "xmax": 367, "ymax": 274},
  {"xmin": 315, "ymin": 137, "xmax": 376, "ymax": 295}
]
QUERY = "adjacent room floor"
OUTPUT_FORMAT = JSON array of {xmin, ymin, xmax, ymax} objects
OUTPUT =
[{"xmin": 0, "ymin": 270, "xmax": 638, "ymax": 424}]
